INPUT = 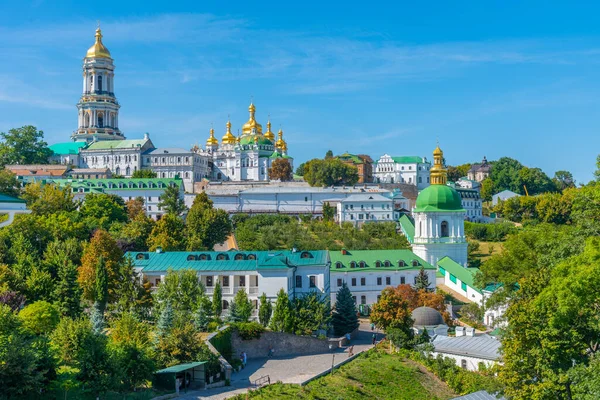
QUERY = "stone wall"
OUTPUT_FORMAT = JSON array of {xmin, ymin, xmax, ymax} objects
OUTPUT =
[{"xmin": 231, "ymin": 330, "xmax": 333, "ymax": 360}]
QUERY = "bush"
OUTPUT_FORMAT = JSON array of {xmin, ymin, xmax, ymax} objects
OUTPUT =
[
  {"xmin": 210, "ymin": 326, "xmax": 233, "ymax": 363},
  {"xmin": 207, "ymin": 321, "xmax": 220, "ymax": 332},
  {"xmin": 465, "ymin": 221, "xmax": 517, "ymax": 242},
  {"xmin": 233, "ymin": 322, "xmax": 265, "ymax": 340}
]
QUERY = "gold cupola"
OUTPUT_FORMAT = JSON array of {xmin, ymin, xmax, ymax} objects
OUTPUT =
[
  {"xmin": 221, "ymin": 120, "xmax": 236, "ymax": 145},
  {"xmin": 86, "ymin": 28, "xmax": 112, "ymax": 59},
  {"xmin": 241, "ymin": 102, "xmax": 263, "ymax": 136},
  {"xmin": 264, "ymin": 119, "xmax": 275, "ymax": 141},
  {"xmin": 206, "ymin": 127, "xmax": 218, "ymax": 147},
  {"xmin": 275, "ymin": 128, "xmax": 288, "ymax": 152},
  {"xmin": 429, "ymin": 145, "xmax": 447, "ymax": 185}
]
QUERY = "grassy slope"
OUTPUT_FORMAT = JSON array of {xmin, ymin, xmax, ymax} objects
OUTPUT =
[{"xmin": 234, "ymin": 349, "xmax": 456, "ymax": 400}]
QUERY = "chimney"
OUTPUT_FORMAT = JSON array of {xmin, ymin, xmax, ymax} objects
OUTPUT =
[
  {"xmin": 341, "ymin": 248, "xmax": 347, "ymax": 255},
  {"xmin": 455, "ymin": 326, "xmax": 465, "ymax": 337},
  {"xmin": 466, "ymin": 327, "xmax": 475, "ymax": 337},
  {"xmin": 144, "ymin": 132, "xmax": 150, "ymax": 140},
  {"xmin": 155, "ymin": 246, "xmax": 163, "ymax": 254}
]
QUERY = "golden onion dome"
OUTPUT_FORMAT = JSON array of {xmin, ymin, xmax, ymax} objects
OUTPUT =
[
  {"xmin": 433, "ymin": 146, "xmax": 443, "ymax": 156},
  {"xmin": 276, "ymin": 128, "xmax": 288, "ymax": 152},
  {"xmin": 241, "ymin": 102, "xmax": 263, "ymax": 135},
  {"xmin": 221, "ymin": 120, "xmax": 236, "ymax": 145},
  {"xmin": 86, "ymin": 28, "xmax": 112, "ymax": 59},
  {"xmin": 264, "ymin": 119, "xmax": 275, "ymax": 141},
  {"xmin": 430, "ymin": 145, "xmax": 447, "ymax": 185},
  {"xmin": 206, "ymin": 127, "xmax": 218, "ymax": 146}
]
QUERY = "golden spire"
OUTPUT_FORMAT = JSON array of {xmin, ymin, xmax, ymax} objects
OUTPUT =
[
  {"xmin": 86, "ymin": 27, "xmax": 112, "ymax": 59},
  {"xmin": 275, "ymin": 128, "xmax": 288, "ymax": 152},
  {"xmin": 206, "ymin": 126, "xmax": 218, "ymax": 147},
  {"xmin": 221, "ymin": 119, "xmax": 236, "ymax": 145},
  {"xmin": 242, "ymin": 102, "xmax": 263, "ymax": 136},
  {"xmin": 430, "ymin": 145, "xmax": 447, "ymax": 185},
  {"xmin": 264, "ymin": 117, "xmax": 275, "ymax": 141}
]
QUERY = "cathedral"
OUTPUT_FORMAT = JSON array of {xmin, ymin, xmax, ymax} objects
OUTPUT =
[{"xmin": 49, "ymin": 27, "xmax": 293, "ymax": 191}]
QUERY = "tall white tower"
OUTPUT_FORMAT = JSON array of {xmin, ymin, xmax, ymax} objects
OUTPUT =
[
  {"xmin": 71, "ymin": 28, "xmax": 124, "ymax": 142},
  {"xmin": 412, "ymin": 146, "xmax": 467, "ymax": 267}
]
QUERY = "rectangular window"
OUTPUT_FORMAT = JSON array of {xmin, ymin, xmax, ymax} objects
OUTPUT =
[
  {"xmin": 352, "ymin": 296, "xmax": 357, "ymax": 304},
  {"xmin": 385, "ymin": 277, "xmax": 391, "ymax": 285},
  {"xmin": 377, "ymin": 277, "xmax": 382, "ymax": 285},
  {"xmin": 309, "ymin": 276, "xmax": 316, "ymax": 288},
  {"xmin": 239, "ymin": 276, "xmax": 246, "ymax": 287},
  {"xmin": 337, "ymin": 278, "xmax": 343, "ymax": 287},
  {"xmin": 155, "ymin": 278, "xmax": 161, "ymax": 286},
  {"xmin": 439, "ymin": 267, "xmax": 446, "ymax": 276},
  {"xmin": 206, "ymin": 276, "xmax": 213, "ymax": 287},
  {"xmin": 400, "ymin": 276, "xmax": 405, "ymax": 284},
  {"xmin": 358, "ymin": 214, "xmax": 364, "ymax": 220},
  {"xmin": 361, "ymin": 277, "xmax": 366, "ymax": 286},
  {"xmin": 295, "ymin": 275, "xmax": 302, "ymax": 288},
  {"xmin": 361, "ymin": 295, "xmax": 366, "ymax": 305},
  {"xmin": 222, "ymin": 276, "xmax": 229, "ymax": 287},
  {"xmin": 351, "ymin": 278, "xmax": 357, "ymax": 286},
  {"xmin": 449, "ymin": 274, "xmax": 457, "ymax": 284},
  {"xmin": 461, "ymin": 282, "xmax": 467, "ymax": 292}
]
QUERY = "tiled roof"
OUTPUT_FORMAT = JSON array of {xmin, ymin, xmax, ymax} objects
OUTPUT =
[
  {"xmin": 128, "ymin": 250, "xmax": 329, "ymax": 273},
  {"xmin": 433, "ymin": 334, "xmax": 501, "ymax": 361},
  {"xmin": 6, "ymin": 164, "xmax": 69, "ymax": 177},
  {"xmin": 49, "ymin": 142, "xmax": 88, "ymax": 155},
  {"xmin": 437, "ymin": 257, "xmax": 480, "ymax": 294},
  {"xmin": 398, "ymin": 214, "xmax": 415, "ymax": 243},
  {"xmin": 329, "ymin": 249, "xmax": 434, "ymax": 272}
]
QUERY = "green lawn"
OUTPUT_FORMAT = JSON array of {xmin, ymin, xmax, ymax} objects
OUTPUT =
[{"xmin": 233, "ymin": 349, "xmax": 456, "ymax": 400}]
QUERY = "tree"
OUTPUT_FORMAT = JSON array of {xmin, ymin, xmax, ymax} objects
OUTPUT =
[
  {"xmin": 91, "ymin": 256, "xmax": 108, "ymax": 334},
  {"xmin": 186, "ymin": 192, "xmax": 232, "ymax": 251},
  {"xmin": 332, "ymin": 282, "xmax": 359, "ymax": 336},
  {"xmin": 112, "ymin": 256, "xmax": 141, "ymax": 315},
  {"xmin": 78, "ymin": 229, "xmax": 123, "ymax": 302},
  {"xmin": 147, "ymin": 213, "xmax": 186, "ymax": 251},
  {"xmin": 229, "ymin": 288, "xmax": 253, "ymax": 323},
  {"xmin": 0, "ymin": 168, "xmax": 21, "ymax": 197},
  {"xmin": 553, "ymin": 170, "xmax": 575, "ymax": 191},
  {"xmin": 154, "ymin": 322, "xmax": 217, "ymax": 368},
  {"xmin": 212, "ymin": 281, "xmax": 222, "ymax": 318},
  {"xmin": 269, "ymin": 158, "xmax": 293, "ymax": 181},
  {"xmin": 295, "ymin": 162, "xmax": 306, "ymax": 177},
  {"xmin": 595, "ymin": 154, "xmax": 600, "ymax": 182},
  {"xmin": 480, "ymin": 178, "xmax": 495, "ymax": 202},
  {"xmin": 322, "ymin": 202, "xmax": 335, "ymax": 222},
  {"xmin": 80, "ymin": 193, "xmax": 128, "ymax": 230},
  {"xmin": 0, "ymin": 125, "xmax": 52, "ymax": 166},
  {"xmin": 194, "ymin": 296, "xmax": 212, "ymax": 331},
  {"xmin": 414, "ymin": 266, "xmax": 430, "ymax": 291},
  {"xmin": 75, "ymin": 332, "xmax": 114, "ymax": 398},
  {"xmin": 154, "ymin": 269, "xmax": 204, "ymax": 316},
  {"xmin": 18, "ymin": 300, "xmax": 60, "ymax": 335},
  {"xmin": 158, "ymin": 185, "xmax": 186, "ymax": 216},
  {"xmin": 370, "ymin": 286, "xmax": 414, "ymax": 331},
  {"xmin": 131, "ymin": 169, "xmax": 157, "ymax": 179},
  {"xmin": 125, "ymin": 196, "xmax": 146, "ymax": 221},
  {"xmin": 489, "ymin": 157, "xmax": 523, "ymax": 194},
  {"xmin": 258, "ymin": 293, "xmax": 272, "ymax": 327},
  {"xmin": 303, "ymin": 158, "xmax": 359, "ymax": 187},
  {"xmin": 119, "ymin": 213, "xmax": 155, "ymax": 251},
  {"xmin": 447, "ymin": 163, "xmax": 472, "ymax": 182},
  {"xmin": 22, "ymin": 182, "xmax": 77, "ymax": 215},
  {"xmin": 517, "ymin": 167, "xmax": 556, "ymax": 195},
  {"xmin": 269, "ymin": 288, "xmax": 291, "ymax": 332},
  {"xmin": 156, "ymin": 302, "xmax": 174, "ymax": 338}
]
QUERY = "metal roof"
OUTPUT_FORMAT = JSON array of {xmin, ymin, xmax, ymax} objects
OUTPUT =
[
  {"xmin": 0, "ymin": 194, "xmax": 26, "ymax": 203},
  {"xmin": 155, "ymin": 361, "xmax": 207, "ymax": 374},
  {"xmin": 85, "ymin": 139, "xmax": 150, "ymax": 151},
  {"xmin": 433, "ymin": 334, "xmax": 501, "ymax": 361},
  {"xmin": 341, "ymin": 193, "xmax": 391, "ymax": 202},
  {"xmin": 145, "ymin": 147, "xmax": 192, "ymax": 155},
  {"xmin": 398, "ymin": 214, "xmax": 415, "ymax": 243},
  {"xmin": 329, "ymin": 249, "xmax": 434, "ymax": 272},
  {"xmin": 438, "ymin": 257, "xmax": 480, "ymax": 294},
  {"xmin": 452, "ymin": 390, "xmax": 505, "ymax": 400},
  {"xmin": 49, "ymin": 142, "xmax": 88, "ymax": 155}
]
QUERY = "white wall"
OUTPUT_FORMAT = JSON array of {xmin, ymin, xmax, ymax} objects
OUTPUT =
[{"xmin": 430, "ymin": 352, "xmax": 496, "ymax": 372}]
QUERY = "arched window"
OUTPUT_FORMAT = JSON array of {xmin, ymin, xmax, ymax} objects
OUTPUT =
[
  {"xmin": 136, "ymin": 253, "xmax": 147, "ymax": 260},
  {"xmin": 441, "ymin": 221, "xmax": 449, "ymax": 237},
  {"xmin": 412, "ymin": 260, "xmax": 419, "ymax": 267},
  {"xmin": 461, "ymin": 359, "xmax": 467, "ymax": 369},
  {"xmin": 89, "ymin": 75, "xmax": 93, "ymax": 91},
  {"xmin": 234, "ymin": 253, "xmax": 245, "ymax": 260},
  {"xmin": 98, "ymin": 114, "xmax": 104, "ymax": 128},
  {"xmin": 375, "ymin": 261, "xmax": 381, "ymax": 268},
  {"xmin": 216, "ymin": 253, "xmax": 228, "ymax": 260},
  {"xmin": 222, "ymin": 300, "xmax": 229, "ymax": 310},
  {"xmin": 115, "ymin": 166, "xmax": 120, "ymax": 175},
  {"xmin": 199, "ymin": 254, "xmax": 209, "ymax": 260},
  {"xmin": 247, "ymin": 254, "xmax": 256, "ymax": 260},
  {"xmin": 125, "ymin": 166, "xmax": 130, "ymax": 176},
  {"xmin": 335, "ymin": 262, "xmax": 343, "ymax": 269},
  {"xmin": 186, "ymin": 255, "xmax": 197, "ymax": 261},
  {"xmin": 84, "ymin": 112, "xmax": 90, "ymax": 127},
  {"xmin": 384, "ymin": 260, "xmax": 391, "ymax": 267},
  {"xmin": 398, "ymin": 260, "xmax": 406, "ymax": 267},
  {"xmin": 359, "ymin": 261, "xmax": 366, "ymax": 268},
  {"xmin": 350, "ymin": 261, "xmax": 357, "ymax": 269},
  {"xmin": 300, "ymin": 251, "xmax": 313, "ymax": 259},
  {"xmin": 98, "ymin": 75, "xmax": 103, "ymax": 91}
]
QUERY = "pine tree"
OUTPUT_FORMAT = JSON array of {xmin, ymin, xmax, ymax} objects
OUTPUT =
[
  {"xmin": 113, "ymin": 256, "xmax": 138, "ymax": 314},
  {"xmin": 212, "ymin": 281, "xmax": 222, "ymax": 318},
  {"xmin": 54, "ymin": 259, "xmax": 82, "ymax": 318},
  {"xmin": 91, "ymin": 301, "xmax": 105, "ymax": 334},
  {"xmin": 258, "ymin": 293, "xmax": 273, "ymax": 327},
  {"xmin": 194, "ymin": 297, "xmax": 212, "ymax": 331},
  {"xmin": 229, "ymin": 289, "xmax": 252, "ymax": 322},
  {"xmin": 332, "ymin": 282, "xmax": 359, "ymax": 336},
  {"xmin": 414, "ymin": 266, "xmax": 430, "ymax": 291},
  {"xmin": 270, "ymin": 288, "xmax": 290, "ymax": 332},
  {"xmin": 156, "ymin": 302, "xmax": 174, "ymax": 338},
  {"xmin": 91, "ymin": 256, "xmax": 108, "ymax": 334}
]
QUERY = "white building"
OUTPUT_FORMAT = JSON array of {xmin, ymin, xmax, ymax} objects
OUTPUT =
[
  {"xmin": 129, "ymin": 250, "xmax": 330, "ymax": 319},
  {"xmin": 329, "ymin": 249, "xmax": 436, "ymax": 307},
  {"xmin": 0, "ymin": 194, "xmax": 30, "ymax": 228},
  {"xmin": 336, "ymin": 193, "xmax": 396, "ymax": 226},
  {"xmin": 374, "ymin": 155, "xmax": 431, "ymax": 190},
  {"xmin": 455, "ymin": 187, "xmax": 483, "ymax": 222},
  {"xmin": 431, "ymin": 334, "xmax": 501, "ymax": 371},
  {"xmin": 412, "ymin": 146, "xmax": 468, "ymax": 267},
  {"xmin": 142, "ymin": 147, "xmax": 210, "ymax": 192}
]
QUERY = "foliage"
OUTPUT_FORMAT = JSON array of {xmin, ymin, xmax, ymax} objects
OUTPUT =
[
  {"xmin": 0, "ymin": 290, "xmax": 26, "ymax": 311},
  {"xmin": 194, "ymin": 296, "xmax": 212, "ymax": 331},
  {"xmin": 186, "ymin": 192, "xmax": 232, "ymax": 251},
  {"xmin": 291, "ymin": 291, "xmax": 331, "ymax": 335},
  {"xmin": 90, "ymin": 301, "xmax": 106, "ymax": 334},
  {"xmin": 119, "ymin": 213, "xmax": 155, "ymax": 251},
  {"xmin": 147, "ymin": 213, "xmax": 186, "ymax": 251},
  {"xmin": 258, "ymin": 293, "xmax": 272, "ymax": 327},
  {"xmin": 80, "ymin": 193, "xmax": 128, "ymax": 230},
  {"xmin": 50, "ymin": 317, "xmax": 93, "ymax": 365},
  {"xmin": 78, "ymin": 229, "xmax": 123, "ymax": 302},
  {"xmin": 464, "ymin": 221, "xmax": 517, "ymax": 242},
  {"xmin": 0, "ymin": 125, "xmax": 52, "ymax": 166},
  {"xmin": 156, "ymin": 302, "xmax": 174, "ymax": 338},
  {"xmin": 158, "ymin": 185, "xmax": 186, "ymax": 215},
  {"xmin": 302, "ymin": 158, "xmax": 359, "ymax": 187},
  {"xmin": 332, "ymin": 282, "xmax": 359, "ymax": 336},
  {"xmin": 459, "ymin": 302, "xmax": 484, "ymax": 326},
  {"xmin": 153, "ymin": 269, "xmax": 204, "ymax": 318},
  {"xmin": 233, "ymin": 321, "xmax": 265, "ymax": 340},
  {"xmin": 0, "ymin": 167, "xmax": 21, "ymax": 197},
  {"xmin": 209, "ymin": 326, "xmax": 233, "ymax": 363},
  {"xmin": 553, "ymin": 170, "xmax": 575, "ymax": 191},
  {"xmin": 22, "ymin": 182, "xmax": 78, "ymax": 215},
  {"xmin": 322, "ymin": 202, "xmax": 335, "ymax": 222},
  {"xmin": 75, "ymin": 331, "xmax": 114, "ymax": 398},
  {"xmin": 125, "ymin": 196, "xmax": 146, "ymax": 221},
  {"xmin": 131, "ymin": 169, "xmax": 157, "ymax": 179},
  {"xmin": 212, "ymin": 281, "xmax": 223, "ymax": 318},
  {"xmin": 295, "ymin": 162, "xmax": 306, "ymax": 177},
  {"xmin": 447, "ymin": 163, "xmax": 472, "ymax": 182},
  {"xmin": 18, "ymin": 300, "xmax": 60, "ymax": 335},
  {"xmin": 269, "ymin": 158, "xmax": 293, "ymax": 181},
  {"xmin": 229, "ymin": 288, "xmax": 253, "ymax": 323},
  {"xmin": 414, "ymin": 266, "xmax": 430, "ymax": 291},
  {"xmin": 154, "ymin": 322, "xmax": 217, "ymax": 369},
  {"xmin": 270, "ymin": 288, "xmax": 291, "ymax": 332}
]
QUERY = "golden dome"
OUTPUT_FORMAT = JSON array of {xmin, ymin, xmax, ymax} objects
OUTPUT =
[
  {"xmin": 264, "ymin": 120, "xmax": 275, "ymax": 141},
  {"xmin": 86, "ymin": 28, "xmax": 112, "ymax": 59},
  {"xmin": 221, "ymin": 120, "xmax": 236, "ymax": 145},
  {"xmin": 242, "ymin": 102, "xmax": 263, "ymax": 135},
  {"xmin": 206, "ymin": 127, "xmax": 218, "ymax": 146},
  {"xmin": 433, "ymin": 146, "xmax": 443, "ymax": 156},
  {"xmin": 430, "ymin": 145, "xmax": 447, "ymax": 185},
  {"xmin": 276, "ymin": 128, "xmax": 288, "ymax": 152}
]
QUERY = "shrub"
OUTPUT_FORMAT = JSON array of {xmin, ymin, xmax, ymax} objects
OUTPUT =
[
  {"xmin": 233, "ymin": 322, "xmax": 265, "ymax": 340},
  {"xmin": 209, "ymin": 326, "xmax": 233, "ymax": 363},
  {"xmin": 207, "ymin": 321, "xmax": 220, "ymax": 332}
]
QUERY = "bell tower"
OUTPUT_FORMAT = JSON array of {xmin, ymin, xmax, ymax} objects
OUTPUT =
[{"xmin": 71, "ymin": 27, "xmax": 124, "ymax": 142}]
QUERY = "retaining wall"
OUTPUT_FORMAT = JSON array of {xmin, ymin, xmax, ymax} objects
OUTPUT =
[{"xmin": 232, "ymin": 330, "xmax": 334, "ymax": 360}]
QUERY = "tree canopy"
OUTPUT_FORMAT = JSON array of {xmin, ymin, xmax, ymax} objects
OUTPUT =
[
  {"xmin": 302, "ymin": 158, "xmax": 359, "ymax": 187},
  {"xmin": 268, "ymin": 158, "xmax": 293, "ymax": 181},
  {"xmin": 0, "ymin": 125, "xmax": 52, "ymax": 166}
]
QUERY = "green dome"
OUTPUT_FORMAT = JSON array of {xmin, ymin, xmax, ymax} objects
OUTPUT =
[
  {"xmin": 414, "ymin": 185, "xmax": 464, "ymax": 212},
  {"xmin": 239, "ymin": 135, "xmax": 273, "ymax": 146}
]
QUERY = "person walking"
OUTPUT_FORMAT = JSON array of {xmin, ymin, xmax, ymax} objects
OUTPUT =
[
  {"xmin": 370, "ymin": 322, "xmax": 375, "ymax": 331},
  {"xmin": 242, "ymin": 351, "xmax": 247, "ymax": 367},
  {"xmin": 372, "ymin": 333, "xmax": 377, "ymax": 345}
]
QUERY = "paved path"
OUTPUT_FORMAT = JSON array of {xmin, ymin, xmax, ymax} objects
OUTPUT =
[{"xmin": 178, "ymin": 321, "xmax": 381, "ymax": 400}]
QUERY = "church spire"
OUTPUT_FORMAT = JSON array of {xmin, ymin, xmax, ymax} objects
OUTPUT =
[
  {"xmin": 430, "ymin": 145, "xmax": 447, "ymax": 185},
  {"xmin": 206, "ymin": 126, "xmax": 219, "ymax": 147}
]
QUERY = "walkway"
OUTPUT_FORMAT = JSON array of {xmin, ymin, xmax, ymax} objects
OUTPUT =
[{"xmin": 178, "ymin": 321, "xmax": 380, "ymax": 400}]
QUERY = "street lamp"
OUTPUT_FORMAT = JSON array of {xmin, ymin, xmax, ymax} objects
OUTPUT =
[{"xmin": 329, "ymin": 344, "xmax": 335, "ymax": 375}]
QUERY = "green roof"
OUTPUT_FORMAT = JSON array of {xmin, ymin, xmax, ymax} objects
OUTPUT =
[
  {"xmin": 414, "ymin": 185, "xmax": 465, "ymax": 212},
  {"xmin": 49, "ymin": 142, "xmax": 88, "ymax": 155},
  {"xmin": 437, "ymin": 256, "xmax": 481, "ymax": 294},
  {"xmin": 336, "ymin": 153, "xmax": 363, "ymax": 164},
  {"xmin": 85, "ymin": 139, "xmax": 149, "ymax": 151},
  {"xmin": 329, "ymin": 249, "xmax": 434, "ymax": 272},
  {"xmin": 239, "ymin": 135, "xmax": 273, "ymax": 146},
  {"xmin": 128, "ymin": 250, "xmax": 329, "ymax": 272},
  {"xmin": 0, "ymin": 194, "xmax": 26, "ymax": 203},
  {"xmin": 398, "ymin": 214, "xmax": 415, "ymax": 243},
  {"xmin": 391, "ymin": 156, "xmax": 424, "ymax": 164},
  {"xmin": 155, "ymin": 362, "xmax": 206, "ymax": 374},
  {"xmin": 46, "ymin": 178, "xmax": 183, "ymax": 192}
]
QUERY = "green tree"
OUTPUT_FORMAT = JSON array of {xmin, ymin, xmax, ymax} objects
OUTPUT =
[
  {"xmin": 414, "ymin": 266, "xmax": 430, "ymax": 291},
  {"xmin": 595, "ymin": 154, "xmax": 600, "ymax": 182},
  {"xmin": 80, "ymin": 193, "xmax": 128, "ymax": 230},
  {"xmin": 268, "ymin": 158, "xmax": 293, "ymax": 181},
  {"xmin": 258, "ymin": 293, "xmax": 272, "ymax": 327},
  {"xmin": 18, "ymin": 300, "xmax": 60, "ymax": 335},
  {"xmin": 131, "ymin": 169, "xmax": 157, "ymax": 179},
  {"xmin": 75, "ymin": 332, "xmax": 114, "ymax": 398},
  {"xmin": 0, "ymin": 168, "xmax": 21, "ymax": 197},
  {"xmin": 480, "ymin": 177, "xmax": 495, "ymax": 202},
  {"xmin": 370, "ymin": 286, "xmax": 414, "ymax": 332},
  {"xmin": 147, "ymin": 213, "xmax": 186, "ymax": 251},
  {"xmin": 50, "ymin": 317, "xmax": 92, "ymax": 365},
  {"xmin": 156, "ymin": 302, "xmax": 174, "ymax": 338},
  {"xmin": 517, "ymin": 166, "xmax": 556, "ymax": 195},
  {"xmin": 295, "ymin": 162, "xmax": 306, "ymax": 177},
  {"xmin": 194, "ymin": 296, "xmax": 212, "ymax": 331},
  {"xmin": 269, "ymin": 288, "xmax": 290, "ymax": 332},
  {"xmin": 154, "ymin": 322, "xmax": 217, "ymax": 368},
  {"xmin": 489, "ymin": 157, "xmax": 523, "ymax": 194},
  {"xmin": 212, "ymin": 281, "xmax": 223, "ymax": 318},
  {"xmin": 325, "ymin": 150, "xmax": 334, "ymax": 159},
  {"xmin": 154, "ymin": 269, "xmax": 204, "ymax": 316},
  {"xmin": 229, "ymin": 288, "xmax": 253, "ymax": 323},
  {"xmin": 119, "ymin": 213, "xmax": 155, "ymax": 250},
  {"xmin": 322, "ymin": 202, "xmax": 335, "ymax": 222},
  {"xmin": 0, "ymin": 125, "xmax": 52, "ymax": 166},
  {"xmin": 292, "ymin": 291, "xmax": 330, "ymax": 335},
  {"xmin": 158, "ymin": 185, "xmax": 186, "ymax": 215},
  {"xmin": 22, "ymin": 182, "xmax": 77, "ymax": 215},
  {"xmin": 186, "ymin": 192, "xmax": 232, "ymax": 251},
  {"xmin": 112, "ymin": 256, "xmax": 141, "ymax": 315},
  {"xmin": 553, "ymin": 170, "xmax": 575, "ymax": 191},
  {"xmin": 447, "ymin": 163, "xmax": 472, "ymax": 182},
  {"xmin": 303, "ymin": 158, "xmax": 359, "ymax": 187},
  {"xmin": 78, "ymin": 229, "xmax": 123, "ymax": 302},
  {"xmin": 332, "ymin": 282, "xmax": 359, "ymax": 336},
  {"xmin": 91, "ymin": 256, "xmax": 108, "ymax": 334}
]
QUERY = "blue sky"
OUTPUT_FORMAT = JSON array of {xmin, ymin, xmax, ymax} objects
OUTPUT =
[{"xmin": 1, "ymin": 1, "xmax": 600, "ymax": 182}]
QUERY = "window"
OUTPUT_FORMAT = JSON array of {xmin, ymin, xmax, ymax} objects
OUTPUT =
[
  {"xmin": 361, "ymin": 277, "xmax": 366, "ymax": 286},
  {"xmin": 337, "ymin": 278, "xmax": 343, "ymax": 287},
  {"xmin": 449, "ymin": 274, "xmax": 457, "ymax": 284},
  {"xmin": 461, "ymin": 359, "xmax": 467, "ymax": 369},
  {"xmin": 350, "ymin": 261, "xmax": 357, "ymax": 269},
  {"xmin": 359, "ymin": 261, "xmax": 366, "ymax": 268},
  {"xmin": 222, "ymin": 300, "xmax": 229, "ymax": 310},
  {"xmin": 401, "ymin": 276, "xmax": 405, "ymax": 284},
  {"xmin": 98, "ymin": 75, "xmax": 103, "ymax": 91},
  {"xmin": 461, "ymin": 282, "xmax": 467, "ymax": 292},
  {"xmin": 441, "ymin": 221, "xmax": 449, "ymax": 237},
  {"xmin": 206, "ymin": 276, "xmax": 213, "ymax": 287},
  {"xmin": 384, "ymin": 260, "xmax": 391, "ymax": 267},
  {"xmin": 439, "ymin": 267, "xmax": 446, "ymax": 276},
  {"xmin": 398, "ymin": 260, "xmax": 406, "ymax": 267},
  {"xmin": 375, "ymin": 261, "xmax": 381, "ymax": 268},
  {"xmin": 412, "ymin": 260, "xmax": 419, "ymax": 267},
  {"xmin": 295, "ymin": 275, "xmax": 302, "ymax": 288},
  {"xmin": 361, "ymin": 295, "xmax": 366, "ymax": 305},
  {"xmin": 351, "ymin": 278, "xmax": 357, "ymax": 286},
  {"xmin": 309, "ymin": 276, "xmax": 316, "ymax": 288},
  {"xmin": 352, "ymin": 296, "xmax": 357, "ymax": 304},
  {"xmin": 222, "ymin": 276, "xmax": 229, "ymax": 287},
  {"xmin": 239, "ymin": 276, "xmax": 246, "ymax": 287},
  {"xmin": 234, "ymin": 253, "xmax": 245, "ymax": 260},
  {"xmin": 335, "ymin": 262, "xmax": 343, "ymax": 269},
  {"xmin": 377, "ymin": 277, "xmax": 382, "ymax": 285},
  {"xmin": 305, "ymin": 196, "xmax": 308, "ymax": 202},
  {"xmin": 385, "ymin": 277, "xmax": 391, "ymax": 285},
  {"xmin": 358, "ymin": 214, "xmax": 364, "ymax": 220},
  {"xmin": 216, "ymin": 253, "xmax": 228, "ymax": 260}
]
